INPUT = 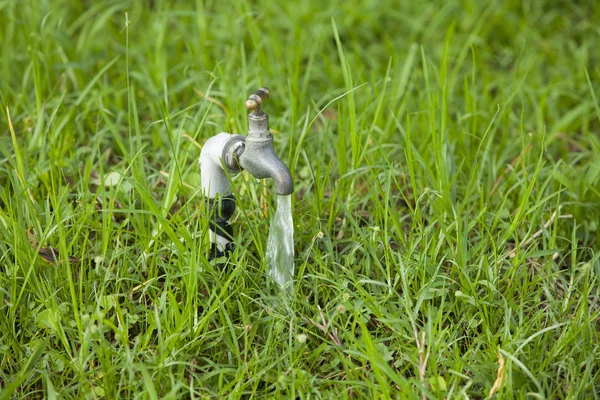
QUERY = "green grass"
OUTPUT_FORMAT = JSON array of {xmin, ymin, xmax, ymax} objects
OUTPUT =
[{"xmin": 1, "ymin": 0, "xmax": 599, "ymax": 398}]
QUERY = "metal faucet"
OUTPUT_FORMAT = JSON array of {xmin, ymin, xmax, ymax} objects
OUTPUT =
[
  {"xmin": 199, "ymin": 87, "xmax": 294, "ymax": 259},
  {"xmin": 221, "ymin": 88, "xmax": 294, "ymax": 195}
]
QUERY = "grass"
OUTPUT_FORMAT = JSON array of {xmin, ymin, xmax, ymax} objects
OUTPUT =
[{"xmin": 1, "ymin": 0, "xmax": 599, "ymax": 398}]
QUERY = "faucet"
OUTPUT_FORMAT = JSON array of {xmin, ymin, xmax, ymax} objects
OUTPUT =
[{"xmin": 199, "ymin": 87, "xmax": 294, "ymax": 259}]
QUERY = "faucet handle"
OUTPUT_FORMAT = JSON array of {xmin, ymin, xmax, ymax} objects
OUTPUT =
[{"xmin": 245, "ymin": 87, "xmax": 270, "ymax": 114}]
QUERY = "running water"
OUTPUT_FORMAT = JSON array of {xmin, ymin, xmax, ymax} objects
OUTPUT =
[{"xmin": 266, "ymin": 194, "xmax": 295, "ymax": 292}]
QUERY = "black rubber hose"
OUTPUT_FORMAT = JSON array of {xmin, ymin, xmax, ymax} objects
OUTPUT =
[{"xmin": 206, "ymin": 195, "xmax": 236, "ymax": 260}]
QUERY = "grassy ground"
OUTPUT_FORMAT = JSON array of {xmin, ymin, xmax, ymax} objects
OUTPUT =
[{"xmin": 1, "ymin": 0, "xmax": 599, "ymax": 398}]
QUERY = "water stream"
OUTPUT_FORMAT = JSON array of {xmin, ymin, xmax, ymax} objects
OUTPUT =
[{"xmin": 266, "ymin": 194, "xmax": 295, "ymax": 292}]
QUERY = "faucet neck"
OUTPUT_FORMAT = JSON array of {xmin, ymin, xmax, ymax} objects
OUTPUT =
[{"xmin": 248, "ymin": 112, "xmax": 271, "ymax": 140}]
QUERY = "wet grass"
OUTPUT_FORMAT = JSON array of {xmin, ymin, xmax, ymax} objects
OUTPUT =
[{"xmin": 1, "ymin": 0, "xmax": 599, "ymax": 398}]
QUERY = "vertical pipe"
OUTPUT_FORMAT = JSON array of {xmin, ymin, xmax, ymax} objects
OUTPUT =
[{"xmin": 199, "ymin": 132, "xmax": 238, "ymax": 258}]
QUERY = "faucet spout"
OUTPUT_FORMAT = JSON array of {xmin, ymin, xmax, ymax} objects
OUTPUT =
[{"xmin": 238, "ymin": 138, "xmax": 294, "ymax": 195}]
